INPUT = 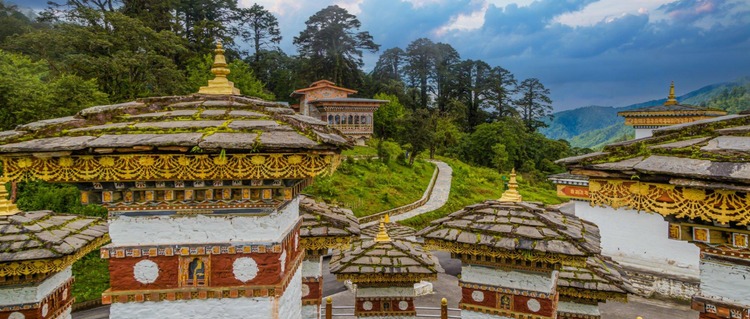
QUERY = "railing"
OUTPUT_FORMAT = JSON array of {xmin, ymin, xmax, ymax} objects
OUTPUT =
[
  {"xmin": 332, "ymin": 124, "xmax": 374, "ymax": 133},
  {"xmin": 321, "ymin": 297, "xmax": 460, "ymax": 319},
  {"xmin": 358, "ymin": 162, "xmax": 440, "ymax": 225}
]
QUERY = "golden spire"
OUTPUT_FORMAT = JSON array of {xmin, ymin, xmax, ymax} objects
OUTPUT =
[
  {"xmin": 374, "ymin": 218, "xmax": 392, "ymax": 242},
  {"xmin": 664, "ymin": 81, "xmax": 678, "ymax": 106},
  {"xmin": 384, "ymin": 213, "xmax": 390, "ymax": 223},
  {"xmin": 198, "ymin": 41, "xmax": 241, "ymax": 95},
  {"xmin": 499, "ymin": 168, "xmax": 522, "ymax": 203},
  {"xmin": 0, "ymin": 179, "xmax": 19, "ymax": 216}
]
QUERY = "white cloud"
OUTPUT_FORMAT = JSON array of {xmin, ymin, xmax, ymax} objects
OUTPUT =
[
  {"xmin": 335, "ymin": 0, "xmax": 365, "ymax": 14},
  {"xmin": 238, "ymin": 0, "xmax": 305, "ymax": 16},
  {"xmin": 435, "ymin": 1, "xmax": 488, "ymax": 35},
  {"xmin": 554, "ymin": 0, "xmax": 677, "ymax": 26}
]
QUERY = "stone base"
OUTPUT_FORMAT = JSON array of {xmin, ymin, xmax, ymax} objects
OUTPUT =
[
  {"xmin": 623, "ymin": 264, "xmax": 699, "ymax": 302},
  {"xmin": 301, "ymin": 304, "xmax": 320, "ymax": 319}
]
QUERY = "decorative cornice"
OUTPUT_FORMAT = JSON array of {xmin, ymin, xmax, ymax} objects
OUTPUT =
[
  {"xmin": 423, "ymin": 239, "xmax": 588, "ymax": 268},
  {"xmin": 459, "ymin": 281, "xmax": 554, "ymax": 299},
  {"xmin": 460, "ymin": 303, "xmax": 555, "ymax": 319},
  {"xmin": 299, "ymin": 236, "xmax": 352, "ymax": 251},
  {"xmin": 1, "ymin": 153, "xmax": 340, "ymax": 183},
  {"xmin": 558, "ymin": 286, "xmax": 627, "ymax": 303}
]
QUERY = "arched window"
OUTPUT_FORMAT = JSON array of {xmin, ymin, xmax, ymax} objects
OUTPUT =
[
  {"xmin": 354, "ymin": 115, "xmax": 360, "ymax": 124},
  {"xmin": 328, "ymin": 115, "xmax": 333, "ymax": 124},
  {"xmin": 335, "ymin": 115, "xmax": 340, "ymax": 124},
  {"xmin": 361, "ymin": 115, "xmax": 367, "ymax": 124},
  {"xmin": 348, "ymin": 115, "xmax": 354, "ymax": 125}
]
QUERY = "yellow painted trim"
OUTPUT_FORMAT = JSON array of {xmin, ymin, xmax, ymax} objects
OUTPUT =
[{"xmin": 0, "ymin": 234, "xmax": 110, "ymax": 277}]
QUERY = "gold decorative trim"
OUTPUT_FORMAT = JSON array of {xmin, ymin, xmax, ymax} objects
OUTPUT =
[
  {"xmin": 423, "ymin": 239, "xmax": 588, "ymax": 268},
  {"xmin": 300, "ymin": 236, "xmax": 352, "ymax": 251},
  {"xmin": 334, "ymin": 273, "xmax": 437, "ymax": 284},
  {"xmin": 459, "ymin": 282, "xmax": 553, "ymax": 299},
  {"xmin": 589, "ymin": 179, "xmax": 750, "ymax": 225},
  {"xmin": 558, "ymin": 287, "xmax": 628, "ymax": 303},
  {"xmin": 2, "ymin": 153, "xmax": 340, "ymax": 182},
  {"xmin": 0, "ymin": 234, "xmax": 110, "ymax": 277}
]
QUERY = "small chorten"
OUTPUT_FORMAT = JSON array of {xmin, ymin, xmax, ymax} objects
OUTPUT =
[
  {"xmin": 499, "ymin": 168, "xmax": 522, "ymax": 203},
  {"xmin": 198, "ymin": 41, "xmax": 241, "ymax": 95},
  {"xmin": 664, "ymin": 81, "xmax": 678, "ymax": 106},
  {"xmin": 374, "ymin": 218, "xmax": 392, "ymax": 242},
  {"xmin": 0, "ymin": 180, "xmax": 19, "ymax": 215}
]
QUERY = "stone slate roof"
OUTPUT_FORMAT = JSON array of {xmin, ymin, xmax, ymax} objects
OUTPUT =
[
  {"xmin": 417, "ymin": 200, "xmax": 601, "ymax": 259},
  {"xmin": 360, "ymin": 222, "xmax": 417, "ymax": 240},
  {"xmin": 0, "ymin": 94, "xmax": 348, "ymax": 155},
  {"xmin": 559, "ymin": 255, "xmax": 635, "ymax": 301},
  {"xmin": 329, "ymin": 237, "xmax": 438, "ymax": 283},
  {"xmin": 299, "ymin": 196, "xmax": 360, "ymax": 238},
  {"xmin": 556, "ymin": 114, "xmax": 750, "ymax": 186},
  {"xmin": 0, "ymin": 211, "xmax": 107, "ymax": 262},
  {"xmin": 618, "ymin": 103, "xmax": 726, "ymax": 115}
]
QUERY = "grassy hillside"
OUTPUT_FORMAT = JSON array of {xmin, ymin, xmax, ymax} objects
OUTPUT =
[
  {"xmin": 399, "ymin": 157, "xmax": 566, "ymax": 230},
  {"xmin": 303, "ymin": 158, "xmax": 435, "ymax": 217},
  {"xmin": 542, "ymin": 77, "xmax": 750, "ymax": 149}
]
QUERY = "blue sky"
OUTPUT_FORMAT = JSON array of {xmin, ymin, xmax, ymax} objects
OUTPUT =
[{"xmin": 11, "ymin": 0, "xmax": 750, "ymax": 110}]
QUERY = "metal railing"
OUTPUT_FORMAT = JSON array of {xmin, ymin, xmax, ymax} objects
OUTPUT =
[
  {"xmin": 358, "ymin": 162, "xmax": 440, "ymax": 225},
  {"xmin": 321, "ymin": 297, "xmax": 460, "ymax": 319}
]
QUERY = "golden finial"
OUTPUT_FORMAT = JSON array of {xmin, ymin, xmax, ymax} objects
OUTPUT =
[
  {"xmin": 198, "ymin": 40, "xmax": 241, "ymax": 95},
  {"xmin": 499, "ymin": 168, "xmax": 522, "ymax": 203},
  {"xmin": 441, "ymin": 298, "xmax": 447, "ymax": 306},
  {"xmin": 0, "ymin": 178, "xmax": 19, "ymax": 216},
  {"xmin": 374, "ymin": 218, "xmax": 392, "ymax": 242},
  {"xmin": 664, "ymin": 81, "xmax": 678, "ymax": 106},
  {"xmin": 384, "ymin": 213, "xmax": 390, "ymax": 223}
]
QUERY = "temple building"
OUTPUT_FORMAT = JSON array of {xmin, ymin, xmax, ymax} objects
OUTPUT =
[
  {"xmin": 298, "ymin": 196, "xmax": 360, "ymax": 319},
  {"xmin": 558, "ymin": 112, "xmax": 750, "ymax": 318},
  {"xmin": 417, "ymin": 172, "xmax": 619, "ymax": 319},
  {"xmin": 618, "ymin": 82, "xmax": 726, "ymax": 139},
  {"xmin": 291, "ymin": 80, "xmax": 387, "ymax": 145},
  {"xmin": 329, "ymin": 220, "xmax": 438, "ymax": 318},
  {"xmin": 0, "ymin": 43, "xmax": 347, "ymax": 319},
  {"xmin": 557, "ymin": 255, "xmax": 634, "ymax": 319},
  {"xmin": 0, "ymin": 186, "xmax": 108, "ymax": 319}
]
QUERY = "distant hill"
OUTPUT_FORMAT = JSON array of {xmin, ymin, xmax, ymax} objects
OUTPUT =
[{"xmin": 541, "ymin": 77, "xmax": 750, "ymax": 149}]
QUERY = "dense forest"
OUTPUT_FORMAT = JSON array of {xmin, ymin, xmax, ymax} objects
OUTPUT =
[{"xmin": 0, "ymin": 0, "xmax": 589, "ymax": 178}]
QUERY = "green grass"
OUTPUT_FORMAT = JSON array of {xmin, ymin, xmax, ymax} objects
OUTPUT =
[
  {"xmin": 304, "ymin": 158, "xmax": 435, "ymax": 217},
  {"xmin": 342, "ymin": 145, "xmax": 379, "ymax": 157},
  {"xmin": 72, "ymin": 250, "xmax": 110, "ymax": 302},
  {"xmin": 398, "ymin": 156, "xmax": 566, "ymax": 230}
]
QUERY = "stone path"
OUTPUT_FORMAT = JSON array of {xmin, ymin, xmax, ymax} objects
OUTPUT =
[{"xmin": 389, "ymin": 160, "xmax": 452, "ymax": 222}]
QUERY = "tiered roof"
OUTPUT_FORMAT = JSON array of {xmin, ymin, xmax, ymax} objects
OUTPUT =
[
  {"xmin": 329, "ymin": 223, "xmax": 437, "ymax": 284},
  {"xmin": 558, "ymin": 256, "xmax": 635, "ymax": 303},
  {"xmin": 0, "ymin": 210, "xmax": 108, "ymax": 278},
  {"xmin": 360, "ymin": 222, "xmax": 417, "ymax": 240},
  {"xmin": 299, "ymin": 196, "xmax": 360, "ymax": 251},
  {"xmin": 418, "ymin": 200, "xmax": 601, "ymax": 268}
]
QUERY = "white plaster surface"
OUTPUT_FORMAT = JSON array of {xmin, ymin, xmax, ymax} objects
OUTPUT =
[
  {"xmin": 110, "ymin": 268, "xmax": 302, "ymax": 319},
  {"xmin": 573, "ymin": 201, "xmax": 699, "ymax": 277},
  {"xmin": 700, "ymin": 259, "xmax": 750, "ymax": 305},
  {"xmin": 471, "ymin": 290, "xmax": 484, "ymax": 302},
  {"xmin": 0, "ymin": 267, "xmax": 72, "ymax": 306},
  {"xmin": 56, "ymin": 306, "xmax": 72, "ymax": 319},
  {"xmin": 357, "ymin": 286, "xmax": 416, "ymax": 298},
  {"xmin": 133, "ymin": 260, "xmax": 159, "ymax": 284},
  {"xmin": 363, "ymin": 301, "xmax": 373, "ymax": 310},
  {"xmin": 527, "ymin": 298, "xmax": 541, "ymax": 312},
  {"xmin": 461, "ymin": 265, "xmax": 557, "ymax": 294},
  {"xmin": 233, "ymin": 257, "xmax": 259, "ymax": 283},
  {"xmin": 302, "ymin": 259, "xmax": 322, "ymax": 278},
  {"xmin": 41, "ymin": 303, "xmax": 48, "ymax": 317},
  {"xmin": 109, "ymin": 198, "xmax": 299, "ymax": 245},
  {"xmin": 635, "ymin": 128, "xmax": 654, "ymax": 139},
  {"xmin": 461, "ymin": 310, "xmax": 510, "ymax": 319},
  {"xmin": 8, "ymin": 313, "xmax": 24, "ymax": 319},
  {"xmin": 414, "ymin": 281, "xmax": 433, "ymax": 296},
  {"xmin": 398, "ymin": 301, "xmax": 409, "ymax": 310},
  {"xmin": 280, "ymin": 250, "xmax": 287, "ymax": 274},
  {"xmin": 301, "ymin": 283, "xmax": 310, "ymax": 298},
  {"xmin": 278, "ymin": 268, "xmax": 303, "ymax": 319},
  {"xmin": 557, "ymin": 301, "xmax": 601, "ymax": 316},
  {"xmin": 301, "ymin": 304, "xmax": 319, "ymax": 319}
]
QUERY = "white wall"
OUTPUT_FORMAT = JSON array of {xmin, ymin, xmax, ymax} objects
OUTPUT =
[
  {"xmin": 461, "ymin": 265, "xmax": 557, "ymax": 294},
  {"xmin": 461, "ymin": 311, "xmax": 511, "ymax": 319},
  {"xmin": 557, "ymin": 301, "xmax": 600, "ymax": 317},
  {"xmin": 302, "ymin": 258, "xmax": 322, "ymax": 278},
  {"xmin": 635, "ymin": 128, "xmax": 653, "ymax": 139},
  {"xmin": 301, "ymin": 305, "xmax": 319, "ymax": 319},
  {"xmin": 0, "ymin": 267, "xmax": 71, "ymax": 306},
  {"xmin": 700, "ymin": 259, "xmax": 750, "ymax": 305},
  {"xmin": 110, "ymin": 268, "xmax": 302, "ymax": 319},
  {"xmin": 109, "ymin": 198, "xmax": 299, "ymax": 246},
  {"xmin": 574, "ymin": 201, "xmax": 699, "ymax": 278}
]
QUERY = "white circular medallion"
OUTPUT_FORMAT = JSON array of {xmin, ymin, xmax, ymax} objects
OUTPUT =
[
  {"xmin": 527, "ymin": 298, "xmax": 541, "ymax": 312},
  {"xmin": 279, "ymin": 250, "xmax": 287, "ymax": 274},
  {"xmin": 301, "ymin": 284, "xmax": 310, "ymax": 297},
  {"xmin": 471, "ymin": 290, "xmax": 484, "ymax": 302},
  {"xmin": 133, "ymin": 260, "xmax": 159, "ymax": 284},
  {"xmin": 9, "ymin": 312, "xmax": 25, "ymax": 319},
  {"xmin": 362, "ymin": 301, "xmax": 373, "ymax": 311},
  {"xmin": 63, "ymin": 288, "xmax": 68, "ymax": 300},
  {"xmin": 41, "ymin": 303, "xmax": 48, "ymax": 317},
  {"xmin": 398, "ymin": 301, "xmax": 409, "ymax": 310},
  {"xmin": 233, "ymin": 257, "xmax": 259, "ymax": 283}
]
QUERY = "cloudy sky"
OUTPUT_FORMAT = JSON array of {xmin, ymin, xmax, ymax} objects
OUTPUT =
[{"xmin": 12, "ymin": 0, "xmax": 750, "ymax": 110}]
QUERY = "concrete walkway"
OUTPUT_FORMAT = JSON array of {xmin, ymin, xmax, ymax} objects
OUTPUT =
[{"xmin": 389, "ymin": 160, "xmax": 452, "ymax": 222}]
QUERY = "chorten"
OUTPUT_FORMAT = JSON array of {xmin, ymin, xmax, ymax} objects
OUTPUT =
[
  {"xmin": 0, "ymin": 182, "xmax": 108, "ymax": 319},
  {"xmin": 0, "ymin": 42, "xmax": 348, "ymax": 319},
  {"xmin": 618, "ymin": 82, "xmax": 726, "ymax": 139},
  {"xmin": 329, "ymin": 219, "xmax": 438, "ymax": 318}
]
